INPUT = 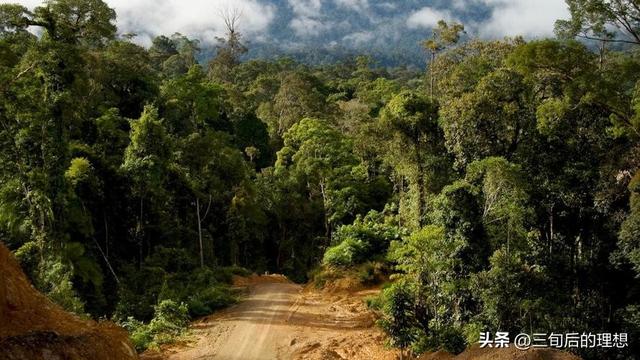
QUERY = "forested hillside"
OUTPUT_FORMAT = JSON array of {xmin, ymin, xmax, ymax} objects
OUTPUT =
[
  {"xmin": 1, "ymin": 0, "xmax": 640, "ymax": 359},
  {"xmin": 222, "ymin": 0, "xmax": 493, "ymax": 67}
]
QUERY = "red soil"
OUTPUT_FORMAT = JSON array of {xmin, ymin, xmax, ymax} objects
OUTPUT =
[{"xmin": 0, "ymin": 242, "xmax": 138, "ymax": 360}]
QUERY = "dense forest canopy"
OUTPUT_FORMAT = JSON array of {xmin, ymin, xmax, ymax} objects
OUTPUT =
[{"xmin": 1, "ymin": 0, "xmax": 640, "ymax": 358}]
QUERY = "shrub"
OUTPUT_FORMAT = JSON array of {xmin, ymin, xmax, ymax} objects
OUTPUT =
[
  {"xmin": 322, "ymin": 237, "xmax": 368, "ymax": 267},
  {"xmin": 411, "ymin": 326, "xmax": 467, "ymax": 355},
  {"xmin": 187, "ymin": 285, "xmax": 237, "ymax": 318},
  {"xmin": 121, "ymin": 317, "xmax": 153, "ymax": 352},
  {"xmin": 322, "ymin": 210, "xmax": 404, "ymax": 268},
  {"xmin": 116, "ymin": 259, "xmax": 243, "ymax": 323},
  {"xmin": 364, "ymin": 293, "xmax": 384, "ymax": 311},
  {"xmin": 115, "ymin": 265, "xmax": 166, "ymax": 321},
  {"xmin": 310, "ymin": 267, "xmax": 343, "ymax": 288},
  {"xmin": 121, "ymin": 300, "xmax": 190, "ymax": 352},
  {"xmin": 212, "ymin": 265, "xmax": 252, "ymax": 283},
  {"xmin": 150, "ymin": 300, "xmax": 190, "ymax": 332},
  {"xmin": 356, "ymin": 261, "xmax": 386, "ymax": 285},
  {"xmin": 378, "ymin": 282, "xmax": 417, "ymax": 354}
]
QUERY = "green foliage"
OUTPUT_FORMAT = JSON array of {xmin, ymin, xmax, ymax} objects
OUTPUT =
[
  {"xmin": 472, "ymin": 248, "xmax": 542, "ymax": 334},
  {"xmin": 262, "ymin": 71, "xmax": 328, "ymax": 138},
  {"xmin": 378, "ymin": 281, "xmax": 417, "ymax": 352},
  {"xmin": 384, "ymin": 225, "xmax": 474, "ymax": 353},
  {"xmin": 440, "ymin": 68, "xmax": 533, "ymax": 168},
  {"xmin": 122, "ymin": 299, "xmax": 190, "ymax": 352},
  {"xmin": 122, "ymin": 105, "xmax": 172, "ymax": 191},
  {"xmin": 115, "ymin": 265, "xmax": 167, "ymax": 321},
  {"xmin": 620, "ymin": 171, "xmax": 640, "ymax": 274},
  {"xmin": 0, "ymin": 4, "xmax": 638, "ymax": 359},
  {"xmin": 323, "ymin": 210, "xmax": 402, "ymax": 267},
  {"xmin": 187, "ymin": 285, "xmax": 236, "ymax": 318},
  {"xmin": 412, "ymin": 326, "xmax": 466, "ymax": 355},
  {"xmin": 152, "ymin": 300, "xmax": 191, "ymax": 330},
  {"xmin": 380, "ymin": 91, "xmax": 451, "ymax": 228},
  {"xmin": 357, "ymin": 261, "xmax": 386, "ymax": 285},
  {"xmin": 65, "ymin": 157, "xmax": 94, "ymax": 186},
  {"xmin": 115, "ymin": 251, "xmax": 239, "ymax": 322},
  {"xmin": 161, "ymin": 65, "xmax": 224, "ymax": 134},
  {"xmin": 556, "ymin": 0, "xmax": 640, "ymax": 45},
  {"xmin": 466, "ymin": 157, "xmax": 532, "ymax": 252},
  {"xmin": 40, "ymin": 255, "xmax": 87, "ymax": 315},
  {"xmin": 323, "ymin": 237, "xmax": 369, "ymax": 267}
]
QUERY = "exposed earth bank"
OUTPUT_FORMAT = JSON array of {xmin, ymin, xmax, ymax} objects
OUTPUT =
[{"xmin": 0, "ymin": 242, "xmax": 138, "ymax": 360}]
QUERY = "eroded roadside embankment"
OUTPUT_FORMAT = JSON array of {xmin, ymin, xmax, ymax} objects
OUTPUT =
[{"xmin": 0, "ymin": 242, "xmax": 138, "ymax": 360}]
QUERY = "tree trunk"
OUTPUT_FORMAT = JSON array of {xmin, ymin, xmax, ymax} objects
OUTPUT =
[
  {"xmin": 103, "ymin": 212, "xmax": 109, "ymax": 259},
  {"xmin": 319, "ymin": 181, "xmax": 331, "ymax": 244},
  {"xmin": 415, "ymin": 142, "xmax": 426, "ymax": 228},
  {"xmin": 429, "ymin": 51, "xmax": 436, "ymax": 98},
  {"xmin": 137, "ymin": 197, "xmax": 144, "ymax": 269},
  {"xmin": 196, "ymin": 197, "xmax": 204, "ymax": 268},
  {"xmin": 92, "ymin": 236, "xmax": 119, "ymax": 284}
]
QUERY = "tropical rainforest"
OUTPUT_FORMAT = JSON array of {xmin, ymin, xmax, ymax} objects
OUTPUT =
[{"xmin": 0, "ymin": 0, "xmax": 640, "ymax": 359}]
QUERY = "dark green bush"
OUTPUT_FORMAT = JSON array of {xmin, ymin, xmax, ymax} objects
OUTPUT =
[
  {"xmin": 212, "ymin": 265, "xmax": 252, "ymax": 283},
  {"xmin": 356, "ymin": 261, "xmax": 386, "ymax": 285},
  {"xmin": 411, "ymin": 326, "xmax": 466, "ymax": 355},
  {"xmin": 145, "ymin": 247, "xmax": 197, "ymax": 273},
  {"xmin": 187, "ymin": 285, "xmax": 237, "ymax": 317},
  {"xmin": 115, "ymin": 265, "xmax": 167, "ymax": 321},
  {"xmin": 116, "ymin": 251, "xmax": 246, "ymax": 323}
]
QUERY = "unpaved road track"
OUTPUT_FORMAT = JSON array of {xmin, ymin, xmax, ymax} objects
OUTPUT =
[
  {"xmin": 154, "ymin": 278, "xmax": 395, "ymax": 360},
  {"xmin": 143, "ymin": 277, "xmax": 582, "ymax": 360},
  {"xmin": 167, "ymin": 282, "xmax": 301, "ymax": 360}
]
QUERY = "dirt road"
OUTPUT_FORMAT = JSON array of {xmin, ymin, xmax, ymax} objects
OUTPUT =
[
  {"xmin": 142, "ymin": 277, "xmax": 581, "ymax": 360},
  {"xmin": 155, "ymin": 277, "xmax": 397, "ymax": 360}
]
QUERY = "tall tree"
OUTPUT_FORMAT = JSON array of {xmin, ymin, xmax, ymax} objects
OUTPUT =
[
  {"xmin": 423, "ymin": 20, "xmax": 465, "ymax": 98},
  {"xmin": 380, "ymin": 91, "xmax": 450, "ymax": 228},
  {"xmin": 208, "ymin": 8, "xmax": 248, "ymax": 82},
  {"xmin": 1, "ymin": 0, "xmax": 116, "ymax": 46},
  {"xmin": 556, "ymin": 0, "xmax": 640, "ymax": 45},
  {"xmin": 121, "ymin": 106, "xmax": 172, "ymax": 267},
  {"xmin": 275, "ymin": 118, "xmax": 360, "ymax": 241}
]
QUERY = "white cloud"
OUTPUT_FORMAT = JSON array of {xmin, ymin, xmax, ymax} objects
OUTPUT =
[
  {"xmin": 451, "ymin": 0, "xmax": 467, "ymax": 11},
  {"xmin": 476, "ymin": 0, "xmax": 570, "ymax": 38},
  {"xmin": 334, "ymin": 0, "xmax": 368, "ymax": 12},
  {"xmin": 342, "ymin": 30, "xmax": 374, "ymax": 45},
  {"xmin": 406, "ymin": 7, "xmax": 456, "ymax": 29},
  {"xmin": 290, "ymin": 16, "xmax": 331, "ymax": 37},
  {"xmin": 3, "ymin": 0, "xmax": 572, "ymax": 47},
  {"xmin": 0, "ymin": 0, "xmax": 276, "ymax": 46},
  {"xmin": 288, "ymin": 0, "xmax": 332, "ymax": 37},
  {"xmin": 288, "ymin": 0, "xmax": 322, "ymax": 17}
]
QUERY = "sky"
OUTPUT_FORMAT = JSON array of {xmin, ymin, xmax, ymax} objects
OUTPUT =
[
  {"xmin": 1, "ymin": 0, "xmax": 571, "ymax": 47},
  {"xmin": 407, "ymin": 0, "xmax": 570, "ymax": 38}
]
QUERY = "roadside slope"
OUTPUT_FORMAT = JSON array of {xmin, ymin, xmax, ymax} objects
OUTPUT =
[{"xmin": 0, "ymin": 242, "xmax": 138, "ymax": 360}]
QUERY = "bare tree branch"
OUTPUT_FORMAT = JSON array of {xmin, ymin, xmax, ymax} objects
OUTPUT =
[{"xmin": 217, "ymin": 6, "xmax": 243, "ymax": 35}]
